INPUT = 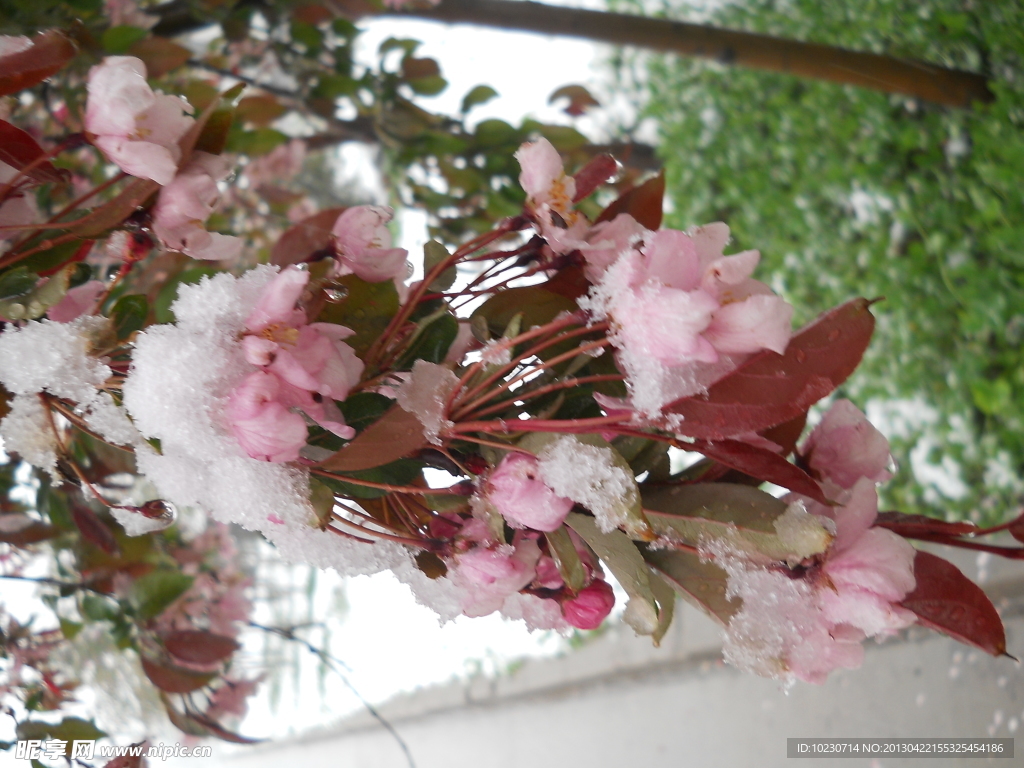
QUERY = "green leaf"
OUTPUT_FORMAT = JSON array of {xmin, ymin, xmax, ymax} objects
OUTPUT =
[
  {"xmin": 312, "ymin": 73, "xmax": 358, "ymax": 100},
  {"xmin": 566, "ymin": 513, "xmax": 660, "ymax": 636},
  {"xmin": 290, "ymin": 20, "xmax": 323, "ymax": 54},
  {"xmin": 315, "ymin": 274, "xmax": 400, "ymax": 357},
  {"xmin": 474, "ymin": 119, "xmax": 518, "ymax": 148},
  {"xmin": 48, "ymin": 717, "xmax": 106, "ymax": 746},
  {"xmin": 396, "ymin": 310, "xmax": 459, "ymax": 369},
  {"xmin": 128, "ymin": 570, "xmax": 194, "ymax": 621},
  {"xmin": 545, "ymin": 526, "xmax": 587, "ymax": 594},
  {"xmin": 0, "ymin": 266, "xmax": 38, "ymax": 299},
  {"xmin": 424, "ymin": 240, "xmax": 456, "ymax": 291},
  {"xmin": 101, "ymin": 25, "xmax": 148, "ymax": 54},
  {"xmin": 649, "ymin": 571, "xmax": 676, "ymax": 646},
  {"xmin": 316, "ymin": 458, "xmax": 423, "ymax": 499},
  {"xmin": 407, "ymin": 75, "xmax": 447, "ymax": 96},
  {"xmin": 110, "ymin": 294, "xmax": 148, "ymax": 340},
  {"xmin": 471, "ymin": 285, "xmax": 576, "ymax": 339},
  {"xmin": 81, "ymin": 593, "xmax": 120, "ymax": 622},
  {"xmin": 309, "ymin": 476, "xmax": 335, "ymax": 528},
  {"xmin": 59, "ymin": 618, "xmax": 83, "ymax": 639},
  {"xmin": 225, "ymin": 127, "xmax": 288, "ymax": 157},
  {"xmin": 643, "ymin": 547, "xmax": 740, "ymax": 627},
  {"xmin": 461, "ymin": 85, "xmax": 499, "ymax": 113},
  {"xmin": 337, "ymin": 392, "xmax": 393, "ymax": 433},
  {"xmin": 0, "ymin": 263, "xmax": 74, "ymax": 320},
  {"xmin": 642, "ymin": 483, "xmax": 833, "ymax": 565},
  {"xmin": 379, "ymin": 37, "xmax": 419, "ymax": 56}
]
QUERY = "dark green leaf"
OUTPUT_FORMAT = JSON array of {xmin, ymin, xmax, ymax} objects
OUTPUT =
[
  {"xmin": 128, "ymin": 570, "xmax": 194, "ymax": 621},
  {"xmin": 461, "ymin": 85, "xmax": 499, "ymax": 113},
  {"xmin": 110, "ymin": 294, "xmax": 147, "ymax": 340}
]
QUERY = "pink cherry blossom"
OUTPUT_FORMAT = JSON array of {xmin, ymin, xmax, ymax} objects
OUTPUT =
[
  {"xmin": 586, "ymin": 222, "xmax": 793, "ymax": 371},
  {"xmin": 515, "ymin": 137, "xmax": 588, "ymax": 252},
  {"xmin": 47, "ymin": 280, "xmax": 106, "ymax": 323},
  {"xmin": 562, "ymin": 579, "xmax": 615, "ymax": 630},
  {"xmin": 226, "ymin": 370, "xmax": 309, "ymax": 462},
  {"xmin": 452, "ymin": 540, "xmax": 539, "ymax": 617},
  {"xmin": 234, "ymin": 266, "xmax": 362, "ymax": 448},
  {"xmin": 580, "ymin": 213, "xmax": 647, "ymax": 282},
  {"xmin": 206, "ymin": 677, "xmax": 262, "ymax": 722},
  {"xmin": 151, "ymin": 152, "xmax": 242, "ymax": 261},
  {"xmin": 812, "ymin": 478, "xmax": 916, "ymax": 638},
  {"xmin": 331, "ymin": 205, "xmax": 409, "ymax": 283},
  {"xmin": 802, "ymin": 399, "xmax": 893, "ymax": 491},
  {"xmin": 486, "ymin": 452, "xmax": 574, "ymax": 532},
  {"xmin": 85, "ymin": 56, "xmax": 194, "ymax": 185}
]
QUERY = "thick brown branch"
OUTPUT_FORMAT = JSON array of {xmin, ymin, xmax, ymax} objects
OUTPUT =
[{"xmin": 383, "ymin": 0, "xmax": 993, "ymax": 109}]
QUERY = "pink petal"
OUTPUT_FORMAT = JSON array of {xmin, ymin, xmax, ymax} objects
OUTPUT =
[
  {"xmin": 515, "ymin": 138, "xmax": 569, "ymax": 201},
  {"xmin": 487, "ymin": 453, "xmax": 574, "ymax": 532},
  {"xmin": 245, "ymin": 266, "xmax": 309, "ymax": 332},
  {"xmin": 703, "ymin": 293, "xmax": 793, "ymax": 355},
  {"xmin": 47, "ymin": 280, "xmax": 106, "ymax": 323},
  {"xmin": 639, "ymin": 228, "xmax": 700, "ymax": 290}
]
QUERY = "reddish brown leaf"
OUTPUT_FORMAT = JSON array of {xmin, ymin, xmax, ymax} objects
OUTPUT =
[
  {"xmin": 293, "ymin": 3, "xmax": 334, "ymax": 24},
  {"xmin": 128, "ymin": 37, "xmax": 192, "ymax": 78},
  {"xmin": 0, "ymin": 31, "xmax": 77, "ymax": 98},
  {"xmin": 900, "ymin": 550, "xmax": 1006, "ymax": 656},
  {"xmin": 317, "ymin": 404, "xmax": 425, "ymax": 472},
  {"xmin": 0, "ymin": 120, "xmax": 64, "ymax": 184},
  {"xmin": 71, "ymin": 504, "xmax": 119, "ymax": 556},
  {"xmin": 1007, "ymin": 512, "xmax": 1024, "ymax": 544},
  {"xmin": 542, "ymin": 263, "xmax": 591, "ymax": 300},
  {"xmin": 572, "ymin": 153, "xmax": 617, "ymax": 203},
  {"xmin": 235, "ymin": 95, "xmax": 286, "ymax": 128},
  {"xmin": 401, "ymin": 56, "xmax": 440, "ymax": 80},
  {"xmin": 0, "ymin": 517, "xmax": 59, "ymax": 547},
  {"xmin": 761, "ymin": 411, "xmax": 808, "ymax": 457},
  {"xmin": 875, "ymin": 512, "xmax": 979, "ymax": 539},
  {"xmin": 665, "ymin": 298, "xmax": 876, "ymax": 440},
  {"xmin": 164, "ymin": 630, "xmax": 239, "ymax": 665},
  {"xmin": 141, "ymin": 657, "xmax": 215, "ymax": 693},
  {"xmin": 548, "ymin": 84, "xmax": 600, "ymax": 117},
  {"xmin": 691, "ymin": 439, "xmax": 828, "ymax": 504},
  {"xmin": 594, "ymin": 171, "xmax": 665, "ymax": 230},
  {"xmin": 271, "ymin": 207, "xmax": 345, "ymax": 267},
  {"xmin": 69, "ymin": 178, "xmax": 159, "ymax": 238}
]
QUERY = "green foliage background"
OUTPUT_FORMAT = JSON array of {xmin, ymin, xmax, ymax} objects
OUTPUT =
[{"xmin": 608, "ymin": 0, "xmax": 1024, "ymax": 523}]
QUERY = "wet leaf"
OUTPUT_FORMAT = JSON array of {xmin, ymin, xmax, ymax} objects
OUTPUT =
[
  {"xmin": 0, "ymin": 120, "xmax": 64, "ymax": 184},
  {"xmin": 665, "ymin": 298, "xmax": 876, "ymax": 440},
  {"xmin": 649, "ymin": 571, "xmax": 676, "ymax": 646},
  {"xmin": 396, "ymin": 310, "xmax": 458, "ymax": 369},
  {"xmin": 900, "ymin": 550, "xmax": 1006, "ymax": 656},
  {"xmin": 690, "ymin": 438, "xmax": 828, "ymax": 504},
  {"xmin": 141, "ymin": 657, "xmax": 215, "ymax": 693},
  {"xmin": 545, "ymin": 525, "xmax": 587, "ymax": 594},
  {"xmin": 317, "ymin": 404, "xmax": 425, "ymax": 472},
  {"xmin": 566, "ymin": 513, "xmax": 659, "ymax": 636},
  {"xmin": 0, "ymin": 31, "xmax": 77, "ymax": 98},
  {"xmin": 315, "ymin": 274, "xmax": 399, "ymax": 357},
  {"xmin": 643, "ymin": 547, "xmax": 740, "ymax": 626},
  {"xmin": 594, "ymin": 171, "xmax": 665, "ymax": 230},
  {"xmin": 572, "ymin": 153, "xmax": 617, "ymax": 202},
  {"xmin": 0, "ymin": 266, "xmax": 38, "ymax": 300},
  {"xmin": 642, "ymin": 482, "xmax": 832, "ymax": 564},
  {"xmin": 424, "ymin": 240, "xmax": 456, "ymax": 291},
  {"xmin": 164, "ymin": 630, "xmax": 240, "ymax": 665}
]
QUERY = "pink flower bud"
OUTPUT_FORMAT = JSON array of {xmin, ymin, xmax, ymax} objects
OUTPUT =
[
  {"xmin": 486, "ymin": 452, "xmax": 573, "ymax": 532},
  {"xmin": 562, "ymin": 580, "xmax": 615, "ymax": 630}
]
